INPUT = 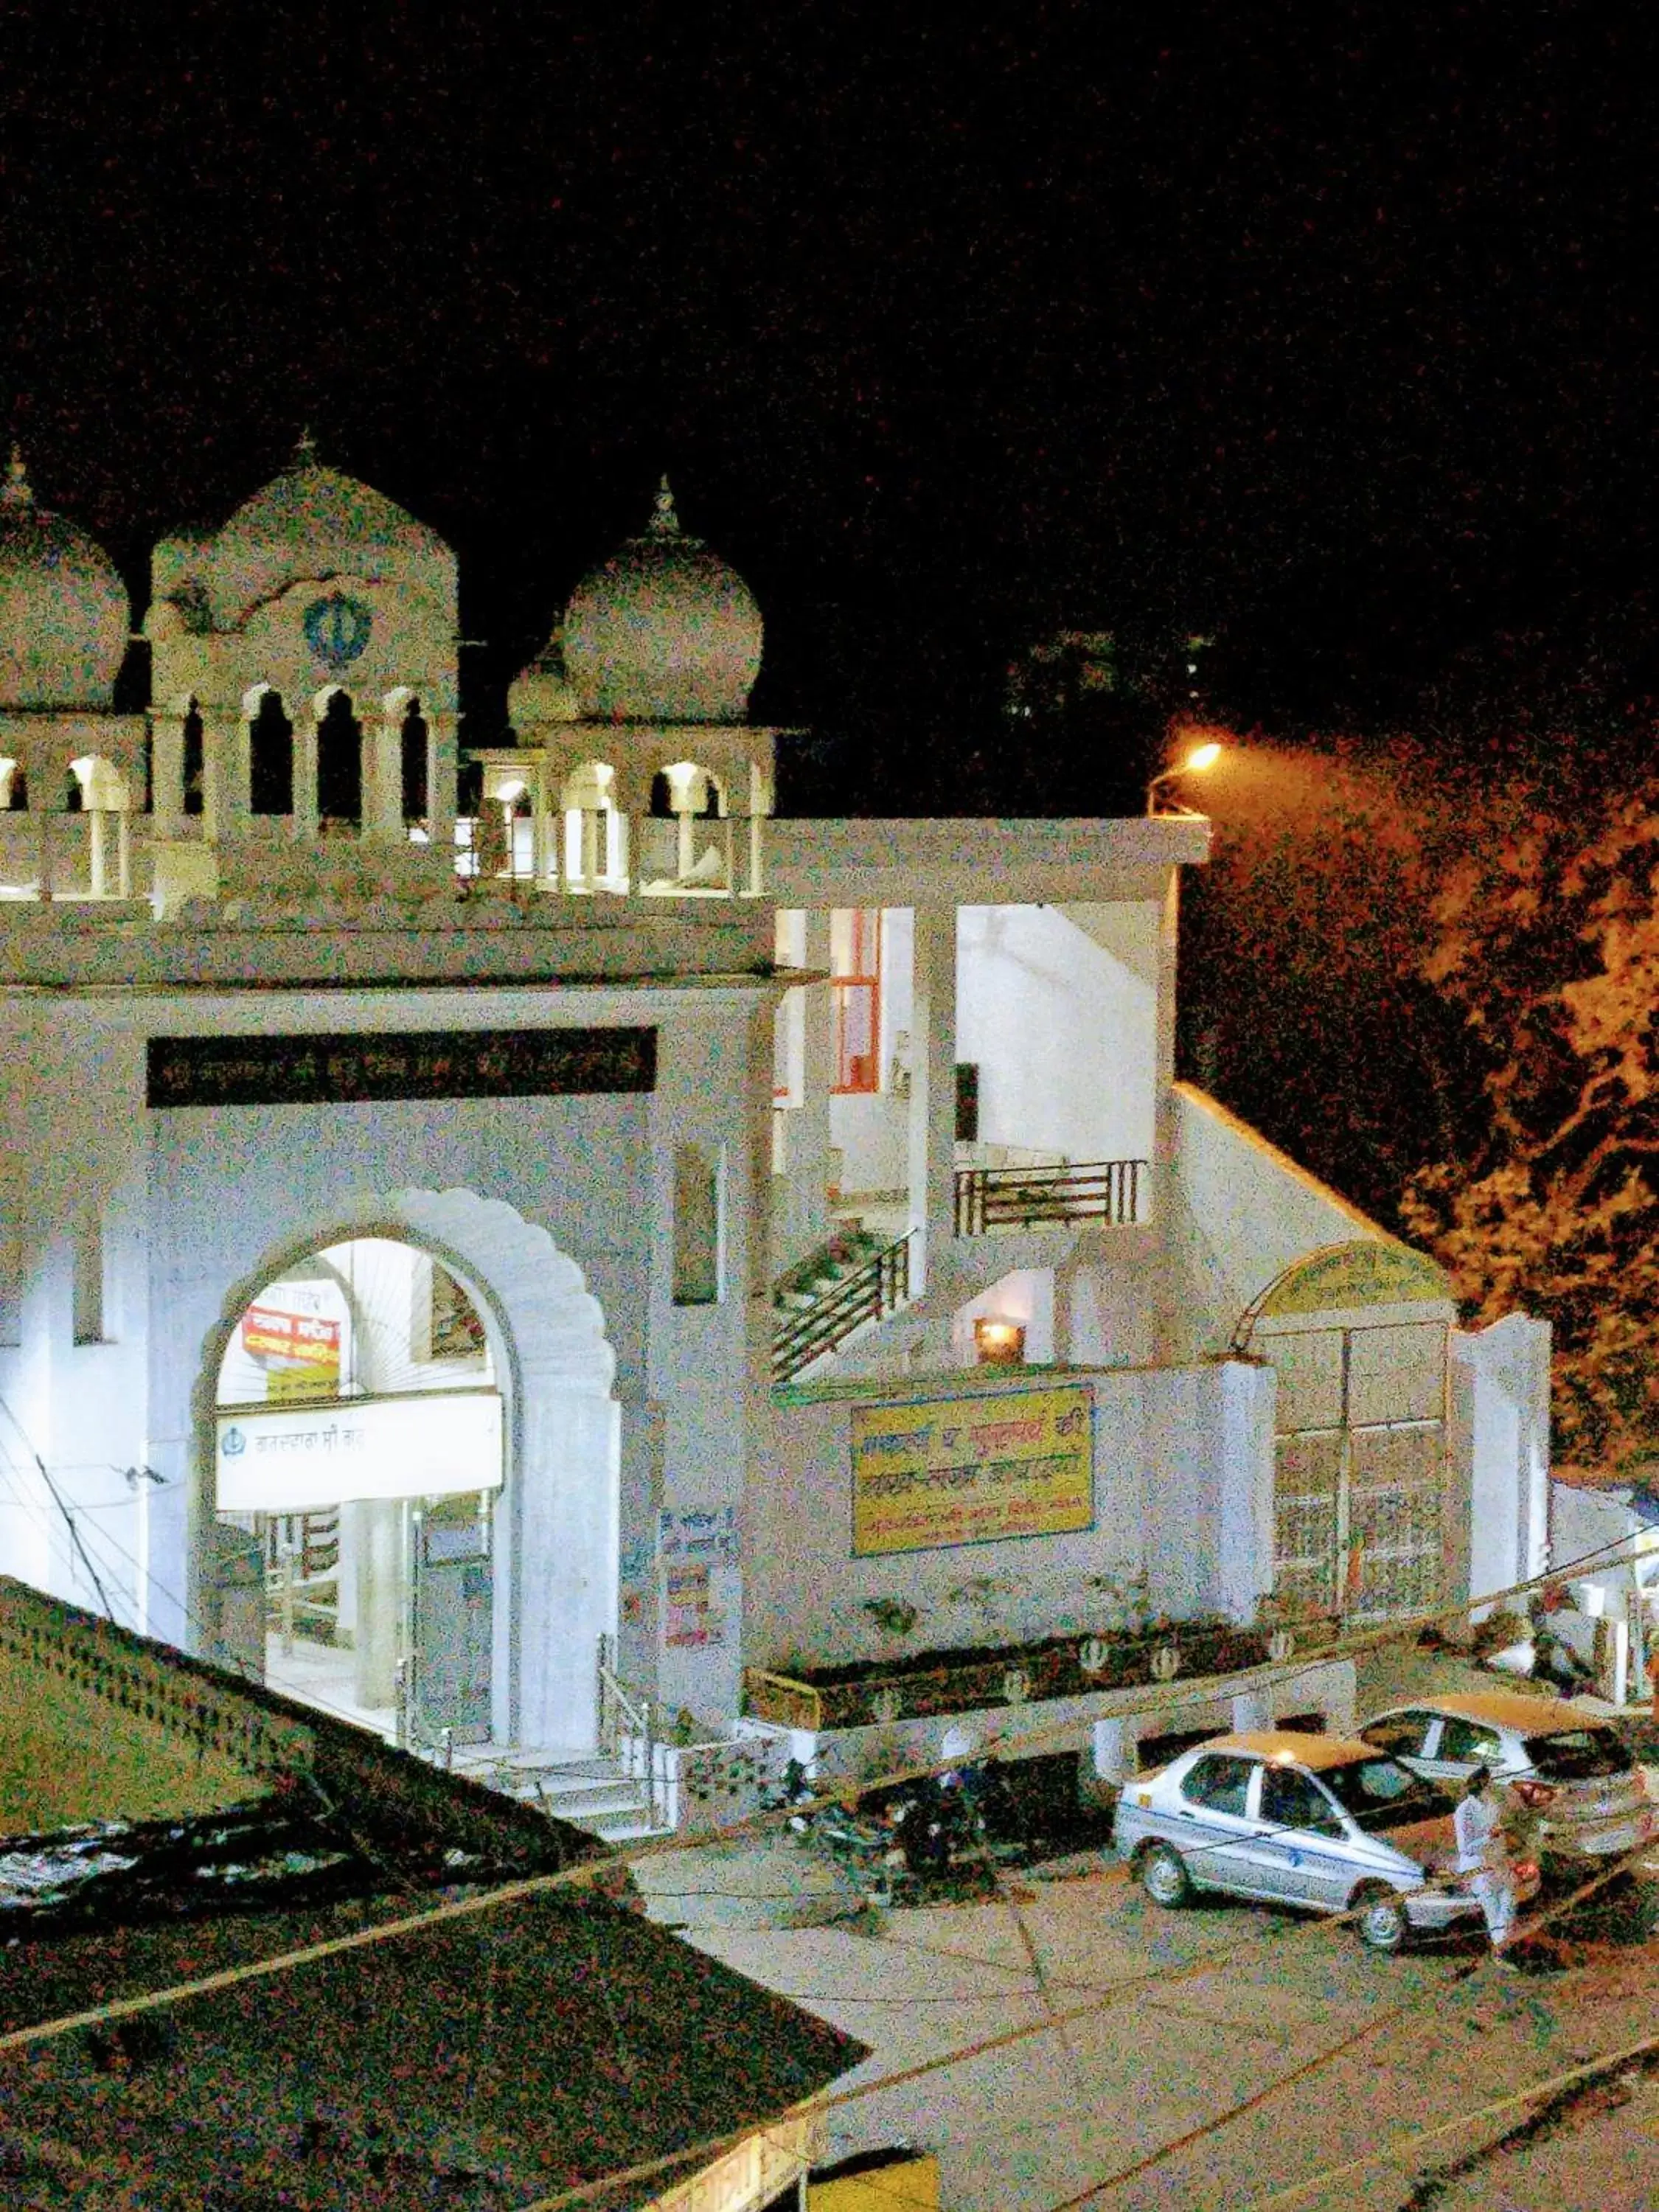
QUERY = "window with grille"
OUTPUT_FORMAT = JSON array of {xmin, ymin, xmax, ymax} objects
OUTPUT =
[{"xmin": 830, "ymin": 908, "xmax": 881, "ymax": 1094}]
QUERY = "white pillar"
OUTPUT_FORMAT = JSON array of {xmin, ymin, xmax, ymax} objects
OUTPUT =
[
  {"xmin": 291, "ymin": 716, "xmax": 319, "ymax": 840},
  {"xmin": 425, "ymin": 712, "xmax": 458, "ymax": 855},
  {"xmin": 531, "ymin": 764, "xmax": 553, "ymax": 887},
  {"xmin": 151, "ymin": 716, "xmax": 185, "ymax": 838},
  {"xmin": 364, "ymin": 717, "xmax": 403, "ymax": 846},
  {"xmin": 1152, "ymin": 866, "xmax": 1181, "ymax": 1357},
  {"xmin": 906, "ymin": 905, "xmax": 959, "ymax": 1293},
  {"xmin": 116, "ymin": 810, "xmax": 131, "ymax": 899},
  {"xmin": 203, "ymin": 711, "xmax": 245, "ymax": 843},
  {"xmin": 88, "ymin": 807, "xmax": 106, "ymax": 898},
  {"xmin": 353, "ymin": 1500, "xmax": 406, "ymax": 1708}
]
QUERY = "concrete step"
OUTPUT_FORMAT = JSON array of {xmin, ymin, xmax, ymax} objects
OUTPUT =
[
  {"xmin": 589, "ymin": 1811, "xmax": 676, "ymax": 1845},
  {"xmin": 531, "ymin": 1778, "xmax": 651, "ymax": 1819},
  {"xmin": 432, "ymin": 1742, "xmax": 672, "ymax": 1843}
]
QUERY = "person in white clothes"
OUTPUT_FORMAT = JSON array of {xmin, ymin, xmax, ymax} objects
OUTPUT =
[{"xmin": 1453, "ymin": 1764, "xmax": 1519, "ymax": 1966}]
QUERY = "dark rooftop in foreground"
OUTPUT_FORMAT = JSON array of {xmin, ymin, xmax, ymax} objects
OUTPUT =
[{"xmin": 0, "ymin": 1579, "xmax": 866, "ymax": 2209}]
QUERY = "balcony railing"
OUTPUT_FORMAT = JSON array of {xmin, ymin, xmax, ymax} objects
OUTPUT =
[
  {"xmin": 954, "ymin": 1158, "xmax": 1147, "ymax": 1236},
  {"xmin": 773, "ymin": 1234, "xmax": 912, "ymax": 1387}
]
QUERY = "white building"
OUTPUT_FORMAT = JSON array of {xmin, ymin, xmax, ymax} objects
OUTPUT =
[{"xmin": 0, "ymin": 442, "xmax": 1550, "ymax": 1825}]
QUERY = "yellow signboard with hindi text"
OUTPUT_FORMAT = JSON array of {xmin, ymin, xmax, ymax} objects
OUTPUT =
[{"xmin": 851, "ymin": 1385, "xmax": 1093, "ymax": 1557}]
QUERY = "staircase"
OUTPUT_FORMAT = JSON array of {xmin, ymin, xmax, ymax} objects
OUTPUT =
[
  {"xmin": 445, "ymin": 1745, "xmax": 671, "ymax": 1844},
  {"xmin": 773, "ymin": 1228, "xmax": 913, "ymax": 1385}
]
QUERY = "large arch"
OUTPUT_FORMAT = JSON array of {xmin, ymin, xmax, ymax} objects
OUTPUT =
[{"xmin": 191, "ymin": 1187, "xmax": 619, "ymax": 1753}]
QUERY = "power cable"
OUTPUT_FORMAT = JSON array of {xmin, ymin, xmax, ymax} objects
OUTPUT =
[
  {"xmin": 0, "ymin": 1410, "xmax": 113, "ymax": 1616},
  {"xmin": 1023, "ymin": 1833, "xmax": 1655, "ymax": 2210},
  {"xmin": 0, "ymin": 1430, "xmax": 1648, "ymax": 2017},
  {"xmin": 0, "ymin": 1390, "xmax": 392, "ymax": 1737},
  {"xmin": 1232, "ymin": 2017, "xmax": 1659, "ymax": 2212}
]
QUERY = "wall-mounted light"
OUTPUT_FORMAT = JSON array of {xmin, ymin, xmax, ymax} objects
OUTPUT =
[{"xmin": 974, "ymin": 1318, "xmax": 1026, "ymax": 1367}]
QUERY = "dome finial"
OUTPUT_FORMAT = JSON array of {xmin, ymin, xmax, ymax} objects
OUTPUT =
[
  {"xmin": 3, "ymin": 445, "xmax": 32, "ymax": 507},
  {"xmin": 292, "ymin": 425, "xmax": 319, "ymax": 468},
  {"xmin": 647, "ymin": 475, "xmax": 681, "ymax": 538}
]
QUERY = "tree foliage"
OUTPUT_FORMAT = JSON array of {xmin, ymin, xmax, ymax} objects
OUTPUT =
[{"xmin": 1402, "ymin": 782, "xmax": 1659, "ymax": 1478}]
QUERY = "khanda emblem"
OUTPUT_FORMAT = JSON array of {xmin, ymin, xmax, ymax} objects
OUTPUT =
[{"xmin": 303, "ymin": 593, "xmax": 373, "ymax": 672}]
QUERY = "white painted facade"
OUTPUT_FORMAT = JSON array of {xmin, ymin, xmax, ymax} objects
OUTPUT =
[{"xmin": 0, "ymin": 446, "xmax": 1551, "ymax": 1806}]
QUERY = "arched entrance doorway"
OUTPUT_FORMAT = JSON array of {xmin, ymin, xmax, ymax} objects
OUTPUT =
[
  {"xmin": 215, "ymin": 1234, "xmax": 502, "ymax": 1745},
  {"xmin": 198, "ymin": 1190, "xmax": 619, "ymax": 1755}
]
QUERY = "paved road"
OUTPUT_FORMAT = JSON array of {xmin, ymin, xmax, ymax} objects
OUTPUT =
[{"xmin": 684, "ymin": 1856, "xmax": 1659, "ymax": 2211}]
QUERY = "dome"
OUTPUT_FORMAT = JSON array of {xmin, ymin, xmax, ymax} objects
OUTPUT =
[
  {"xmin": 561, "ymin": 480, "xmax": 762, "ymax": 723},
  {"xmin": 0, "ymin": 450, "xmax": 131, "ymax": 709},
  {"xmin": 206, "ymin": 434, "xmax": 456, "ymax": 621}
]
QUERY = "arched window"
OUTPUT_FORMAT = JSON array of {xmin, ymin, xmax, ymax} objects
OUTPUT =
[
  {"xmin": 1, "ymin": 759, "xmax": 25, "ymax": 811},
  {"xmin": 560, "ymin": 760, "xmax": 622, "ymax": 888},
  {"xmin": 316, "ymin": 691, "xmax": 363, "ymax": 829},
  {"xmin": 672, "ymin": 1144, "xmax": 723, "ymax": 1305},
  {"xmin": 249, "ymin": 691, "xmax": 294, "ymax": 816},
  {"xmin": 400, "ymin": 700, "xmax": 428, "ymax": 825},
  {"xmin": 643, "ymin": 762, "xmax": 728, "ymax": 891},
  {"xmin": 183, "ymin": 703, "xmax": 205, "ymax": 818}
]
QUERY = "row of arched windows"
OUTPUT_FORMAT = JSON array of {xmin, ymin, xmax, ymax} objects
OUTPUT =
[
  {"xmin": 178, "ymin": 690, "xmax": 431, "ymax": 828},
  {"xmin": 1, "ymin": 757, "xmax": 133, "ymax": 813}
]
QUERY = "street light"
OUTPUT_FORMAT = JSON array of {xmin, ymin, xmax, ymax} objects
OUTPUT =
[{"xmin": 1146, "ymin": 738, "xmax": 1223, "ymax": 816}]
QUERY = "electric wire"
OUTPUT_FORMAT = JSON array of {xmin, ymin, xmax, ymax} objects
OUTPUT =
[
  {"xmin": 4, "ymin": 1346, "xmax": 1646, "ymax": 1831},
  {"xmin": 1022, "ymin": 1831, "xmax": 1658, "ymax": 2209},
  {"xmin": 0, "ymin": 1390, "xmax": 394, "ymax": 1737},
  {"xmin": 1232, "ymin": 2017, "xmax": 1659, "ymax": 2212},
  {"xmin": 0, "ymin": 1407, "xmax": 1653, "ymax": 2212},
  {"xmin": 508, "ymin": 1841, "xmax": 1659, "ymax": 2212}
]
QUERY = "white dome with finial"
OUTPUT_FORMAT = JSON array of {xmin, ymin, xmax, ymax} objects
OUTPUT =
[
  {"xmin": 560, "ymin": 479, "xmax": 763, "ymax": 723},
  {"xmin": 206, "ymin": 431, "xmax": 456, "ymax": 623},
  {"xmin": 0, "ymin": 449, "xmax": 131, "ymax": 709}
]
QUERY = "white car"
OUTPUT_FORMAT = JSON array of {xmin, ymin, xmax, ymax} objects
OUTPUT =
[
  {"xmin": 1357, "ymin": 1693, "xmax": 1655, "ymax": 1871},
  {"xmin": 1113, "ymin": 1731, "xmax": 1540, "ymax": 1953}
]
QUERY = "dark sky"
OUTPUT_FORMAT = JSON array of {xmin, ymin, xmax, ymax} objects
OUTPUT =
[{"xmin": 4, "ymin": 2, "xmax": 1656, "ymax": 804}]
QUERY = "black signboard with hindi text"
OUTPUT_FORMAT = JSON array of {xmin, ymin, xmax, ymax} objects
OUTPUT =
[{"xmin": 147, "ymin": 1027, "xmax": 657, "ymax": 1108}]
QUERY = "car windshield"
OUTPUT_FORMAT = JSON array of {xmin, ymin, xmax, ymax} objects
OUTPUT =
[
  {"xmin": 1319, "ymin": 1756, "xmax": 1453, "ymax": 1830},
  {"xmin": 1523, "ymin": 1728, "xmax": 1632, "ymax": 1782}
]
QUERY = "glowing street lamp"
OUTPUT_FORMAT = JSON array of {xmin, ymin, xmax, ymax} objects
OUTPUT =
[{"xmin": 1146, "ymin": 738, "xmax": 1223, "ymax": 816}]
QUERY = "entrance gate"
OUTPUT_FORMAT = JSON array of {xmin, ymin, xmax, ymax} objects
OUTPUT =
[
  {"xmin": 1266, "ymin": 1318, "xmax": 1450, "ymax": 1621},
  {"xmin": 1234, "ymin": 1239, "xmax": 1456, "ymax": 1625}
]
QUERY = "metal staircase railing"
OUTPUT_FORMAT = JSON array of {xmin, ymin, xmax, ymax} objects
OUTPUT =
[
  {"xmin": 953, "ymin": 1157, "xmax": 1147, "ymax": 1235},
  {"xmin": 596, "ymin": 1632, "xmax": 667, "ymax": 1832},
  {"xmin": 772, "ymin": 1234, "xmax": 912, "ymax": 1387}
]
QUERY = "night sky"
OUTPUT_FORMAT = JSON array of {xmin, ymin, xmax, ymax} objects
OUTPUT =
[{"xmin": 4, "ymin": 2, "xmax": 1656, "ymax": 810}]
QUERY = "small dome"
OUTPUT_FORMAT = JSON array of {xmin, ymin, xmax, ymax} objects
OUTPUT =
[
  {"xmin": 507, "ymin": 630, "xmax": 581, "ymax": 728},
  {"xmin": 0, "ymin": 450, "xmax": 131, "ymax": 709},
  {"xmin": 561, "ymin": 480, "xmax": 762, "ymax": 723},
  {"xmin": 207, "ymin": 434, "xmax": 455, "ymax": 620}
]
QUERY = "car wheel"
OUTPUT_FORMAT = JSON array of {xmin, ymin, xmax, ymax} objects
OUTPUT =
[
  {"xmin": 1352, "ymin": 1883, "xmax": 1408, "ymax": 1954},
  {"xmin": 1139, "ymin": 1843, "xmax": 1193, "ymax": 1909}
]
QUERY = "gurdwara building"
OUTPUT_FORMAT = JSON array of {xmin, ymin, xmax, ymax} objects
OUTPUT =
[{"xmin": 0, "ymin": 442, "xmax": 1551, "ymax": 1832}]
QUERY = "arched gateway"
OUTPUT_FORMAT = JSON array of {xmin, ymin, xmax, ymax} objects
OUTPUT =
[{"xmin": 195, "ymin": 1189, "xmax": 619, "ymax": 1756}]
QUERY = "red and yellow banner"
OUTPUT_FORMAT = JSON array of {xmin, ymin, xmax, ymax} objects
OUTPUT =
[{"xmin": 240, "ymin": 1304, "xmax": 341, "ymax": 1402}]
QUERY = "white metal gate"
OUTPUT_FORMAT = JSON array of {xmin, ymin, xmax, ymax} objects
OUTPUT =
[{"xmin": 1267, "ymin": 1320, "xmax": 1450, "ymax": 1621}]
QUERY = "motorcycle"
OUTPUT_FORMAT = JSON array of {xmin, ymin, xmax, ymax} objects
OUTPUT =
[{"xmin": 763, "ymin": 1759, "xmax": 908, "ymax": 1901}]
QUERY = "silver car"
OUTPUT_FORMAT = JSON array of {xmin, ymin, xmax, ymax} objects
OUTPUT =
[
  {"xmin": 1113, "ymin": 1730, "xmax": 1540, "ymax": 1952},
  {"xmin": 1357, "ymin": 1692, "xmax": 1655, "ymax": 1871}
]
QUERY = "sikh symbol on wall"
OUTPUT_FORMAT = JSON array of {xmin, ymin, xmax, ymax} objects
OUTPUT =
[{"xmin": 302, "ymin": 592, "xmax": 373, "ymax": 672}]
